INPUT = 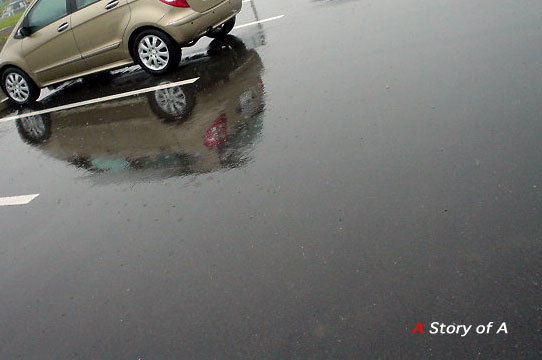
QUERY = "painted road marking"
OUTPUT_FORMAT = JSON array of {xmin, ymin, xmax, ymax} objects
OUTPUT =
[
  {"xmin": 0, "ymin": 194, "xmax": 40, "ymax": 206},
  {"xmin": 233, "ymin": 15, "xmax": 285, "ymax": 30},
  {"xmin": 0, "ymin": 77, "xmax": 199, "ymax": 123}
]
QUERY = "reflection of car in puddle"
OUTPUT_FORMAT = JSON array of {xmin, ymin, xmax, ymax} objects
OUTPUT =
[{"xmin": 15, "ymin": 36, "xmax": 265, "ymax": 180}]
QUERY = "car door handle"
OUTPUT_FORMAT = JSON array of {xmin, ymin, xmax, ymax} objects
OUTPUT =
[
  {"xmin": 105, "ymin": 0, "xmax": 119, "ymax": 10},
  {"xmin": 57, "ymin": 22, "xmax": 69, "ymax": 32}
]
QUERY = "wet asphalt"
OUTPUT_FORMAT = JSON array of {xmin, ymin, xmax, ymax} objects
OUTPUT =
[{"xmin": 0, "ymin": 0, "xmax": 541, "ymax": 358}]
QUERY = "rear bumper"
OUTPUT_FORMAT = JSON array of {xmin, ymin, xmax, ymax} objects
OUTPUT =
[{"xmin": 160, "ymin": 0, "xmax": 242, "ymax": 44}]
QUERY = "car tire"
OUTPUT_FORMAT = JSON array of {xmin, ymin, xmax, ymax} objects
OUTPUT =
[
  {"xmin": 133, "ymin": 29, "xmax": 181, "ymax": 75},
  {"xmin": 206, "ymin": 17, "xmax": 236, "ymax": 39},
  {"xmin": 1, "ymin": 67, "xmax": 40, "ymax": 105},
  {"xmin": 207, "ymin": 35, "xmax": 247, "ymax": 57}
]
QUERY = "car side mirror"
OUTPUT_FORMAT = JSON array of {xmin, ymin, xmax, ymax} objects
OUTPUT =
[{"xmin": 19, "ymin": 26, "xmax": 31, "ymax": 37}]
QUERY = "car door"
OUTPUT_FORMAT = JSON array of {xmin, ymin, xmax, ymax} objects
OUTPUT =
[
  {"xmin": 69, "ymin": 0, "xmax": 131, "ymax": 71},
  {"xmin": 21, "ymin": 0, "xmax": 83, "ymax": 85}
]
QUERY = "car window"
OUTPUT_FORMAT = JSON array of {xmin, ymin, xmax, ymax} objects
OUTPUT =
[
  {"xmin": 27, "ymin": 0, "xmax": 68, "ymax": 30},
  {"xmin": 74, "ymin": 0, "xmax": 99, "ymax": 10}
]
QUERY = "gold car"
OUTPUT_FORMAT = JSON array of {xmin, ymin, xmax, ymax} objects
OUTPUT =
[{"xmin": 0, "ymin": 0, "xmax": 242, "ymax": 105}]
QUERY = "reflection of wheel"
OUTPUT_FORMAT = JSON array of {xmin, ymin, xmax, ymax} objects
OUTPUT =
[
  {"xmin": 16, "ymin": 111, "xmax": 51, "ymax": 144},
  {"xmin": 1, "ymin": 67, "xmax": 40, "ymax": 105},
  {"xmin": 207, "ymin": 35, "xmax": 247, "ymax": 57},
  {"xmin": 133, "ymin": 30, "xmax": 181, "ymax": 75},
  {"xmin": 206, "ymin": 17, "xmax": 236, "ymax": 39},
  {"xmin": 147, "ymin": 84, "xmax": 195, "ymax": 123}
]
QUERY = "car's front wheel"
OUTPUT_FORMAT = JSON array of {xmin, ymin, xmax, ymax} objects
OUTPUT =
[
  {"xmin": 133, "ymin": 30, "xmax": 181, "ymax": 75},
  {"xmin": 16, "ymin": 112, "xmax": 51, "ymax": 144},
  {"xmin": 1, "ymin": 67, "xmax": 40, "ymax": 105},
  {"xmin": 207, "ymin": 17, "xmax": 236, "ymax": 39}
]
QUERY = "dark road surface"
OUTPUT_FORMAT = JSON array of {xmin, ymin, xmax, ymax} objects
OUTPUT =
[{"xmin": 0, "ymin": 0, "xmax": 541, "ymax": 358}]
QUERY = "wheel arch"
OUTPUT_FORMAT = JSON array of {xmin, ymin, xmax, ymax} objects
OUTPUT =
[{"xmin": 1, "ymin": 64, "xmax": 28, "ymax": 81}]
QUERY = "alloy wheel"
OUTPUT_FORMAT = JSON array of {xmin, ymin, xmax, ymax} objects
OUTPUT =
[
  {"xmin": 5, "ymin": 73, "xmax": 30, "ymax": 103},
  {"xmin": 154, "ymin": 86, "xmax": 187, "ymax": 117},
  {"xmin": 138, "ymin": 35, "xmax": 170, "ymax": 71}
]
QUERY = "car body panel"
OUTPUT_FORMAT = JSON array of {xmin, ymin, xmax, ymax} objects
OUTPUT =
[
  {"xmin": 21, "ymin": 15, "xmax": 84, "ymax": 84},
  {"xmin": 157, "ymin": 0, "xmax": 240, "ymax": 44},
  {"xmin": 70, "ymin": 0, "xmax": 132, "ymax": 71},
  {"xmin": 122, "ymin": 0, "xmax": 179, "ymax": 51},
  {"xmin": 185, "ymin": 0, "xmax": 228, "ymax": 13}
]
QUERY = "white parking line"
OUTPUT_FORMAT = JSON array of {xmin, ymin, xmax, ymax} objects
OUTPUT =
[
  {"xmin": 0, "ymin": 77, "xmax": 199, "ymax": 123},
  {"xmin": 233, "ymin": 15, "xmax": 285, "ymax": 30},
  {"xmin": 0, "ymin": 194, "xmax": 40, "ymax": 206}
]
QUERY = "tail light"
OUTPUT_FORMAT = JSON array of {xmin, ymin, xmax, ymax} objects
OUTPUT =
[{"xmin": 158, "ymin": 0, "xmax": 190, "ymax": 7}]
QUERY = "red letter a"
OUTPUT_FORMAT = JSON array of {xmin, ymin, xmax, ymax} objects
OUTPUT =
[{"xmin": 412, "ymin": 322, "xmax": 424, "ymax": 334}]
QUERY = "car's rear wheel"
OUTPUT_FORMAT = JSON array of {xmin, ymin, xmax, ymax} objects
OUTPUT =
[
  {"xmin": 1, "ymin": 67, "xmax": 40, "ymax": 105},
  {"xmin": 147, "ymin": 84, "xmax": 195, "ymax": 123},
  {"xmin": 133, "ymin": 30, "xmax": 181, "ymax": 75},
  {"xmin": 207, "ymin": 17, "xmax": 236, "ymax": 39}
]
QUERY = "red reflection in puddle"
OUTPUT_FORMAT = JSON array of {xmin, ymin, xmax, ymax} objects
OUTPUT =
[{"xmin": 204, "ymin": 114, "xmax": 228, "ymax": 148}]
